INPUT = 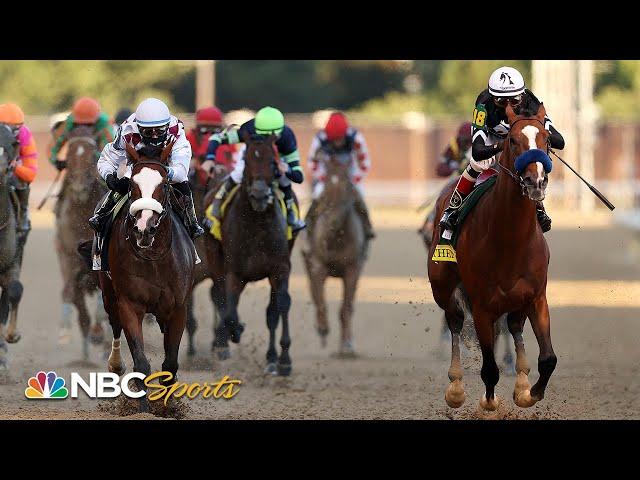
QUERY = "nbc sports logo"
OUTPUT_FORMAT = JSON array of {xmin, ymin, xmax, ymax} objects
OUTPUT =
[{"xmin": 25, "ymin": 371, "xmax": 69, "ymax": 399}]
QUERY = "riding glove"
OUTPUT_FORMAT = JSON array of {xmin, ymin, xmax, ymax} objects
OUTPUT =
[{"xmin": 105, "ymin": 173, "xmax": 130, "ymax": 194}]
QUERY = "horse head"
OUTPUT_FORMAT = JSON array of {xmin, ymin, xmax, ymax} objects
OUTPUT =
[
  {"xmin": 0, "ymin": 125, "xmax": 18, "ymax": 186},
  {"xmin": 503, "ymin": 103, "xmax": 552, "ymax": 202},
  {"xmin": 322, "ymin": 151, "xmax": 352, "ymax": 200},
  {"xmin": 65, "ymin": 125, "xmax": 100, "ymax": 193},
  {"xmin": 125, "ymin": 139, "xmax": 174, "ymax": 248},
  {"xmin": 241, "ymin": 130, "xmax": 278, "ymax": 212}
]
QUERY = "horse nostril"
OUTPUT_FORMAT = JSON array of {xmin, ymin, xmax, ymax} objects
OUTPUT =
[
  {"xmin": 148, "ymin": 225, "xmax": 157, "ymax": 235},
  {"xmin": 133, "ymin": 225, "xmax": 140, "ymax": 234}
]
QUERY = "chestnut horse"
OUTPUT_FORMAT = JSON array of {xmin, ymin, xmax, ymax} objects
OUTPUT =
[
  {"xmin": 203, "ymin": 132, "xmax": 299, "ymax": 375},
  {"xmin": 99, "ymin": 140, "xmax": 195, "ymax": 407},
  {"xmin": 429, "ymin": 103, "xmax": 556, "ymax": 411}
]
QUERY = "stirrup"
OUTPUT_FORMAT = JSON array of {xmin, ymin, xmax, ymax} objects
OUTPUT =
[{"xmin": 439, "ymin": 207, "xmax": 460, "ymax": 230}]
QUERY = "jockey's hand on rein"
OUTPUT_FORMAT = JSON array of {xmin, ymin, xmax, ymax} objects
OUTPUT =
[{"xmin": 106, "ymin": 172, "xmax": 130, "ymax": 194}]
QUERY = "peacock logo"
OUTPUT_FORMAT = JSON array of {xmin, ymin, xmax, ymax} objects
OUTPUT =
[{"xmin": 25, "ymin": 371, "xmax": 69, "ymax": 399}]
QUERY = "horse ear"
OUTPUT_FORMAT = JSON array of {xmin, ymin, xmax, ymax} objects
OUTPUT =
[
  {"xmin": 161, "ymin": 138, "xmax": 176, "ymax": 164},
  {"xmin": 505, "ymin": 103, "xmax": 517, "ymax": 124},
  {"xmin": 536, "ymin": 103, "xmax": 547, "ymax": 122},
  {"xmin": 125, "ymin": 141, "xmax": 140, "ymax": 164}
]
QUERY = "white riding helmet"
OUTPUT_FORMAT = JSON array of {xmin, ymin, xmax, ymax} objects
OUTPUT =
[
  {"xmin": 488, "ymin": 66, "xmax": 525, "ymax": 97},
  {"xmin": 134, "ymin": 98, "xmax": 171, "ymax": 127}
]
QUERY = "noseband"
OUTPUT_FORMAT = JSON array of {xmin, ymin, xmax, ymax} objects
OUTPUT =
[{"xmin": 494, "ymin": 117, "xmax": 549, "ymax": 198}]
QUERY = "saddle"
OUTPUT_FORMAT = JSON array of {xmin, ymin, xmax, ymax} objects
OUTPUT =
[
  {"xmin": 432, "ymin": 169, "xmax": 498, "ymax": 264},
  {"xmin": 203, "ymin": 184, "xmax": 296, "ymax": 242}
]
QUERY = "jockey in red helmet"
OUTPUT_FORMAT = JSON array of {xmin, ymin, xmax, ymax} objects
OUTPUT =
[
  {"xmin": 306, "ymin": 111, "xmax": 375, "ymax": 239},
  {"xmin": 187, "ymin": 106, "xmax": 240, "ymax": 174},
  {"xmin": 436, "ymin": 121, "xmax": 473, "ymax": 177}
]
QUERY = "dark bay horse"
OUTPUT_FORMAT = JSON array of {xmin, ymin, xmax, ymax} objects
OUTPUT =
[
  {"xmin": 301, "ymin": 151, "xmax": 368, "ymax": 356},
  {"xmin": 185, "ymin": 160, "xmax": 229, "ymax": 356},
  {"xmin": 54, "ymin": 125, "xmax": 108, "ymax": 355},
  {"xmin": 0, "ymin": 127, "xmax": 23, "ymax": 368},
  {"xmin": 99, "ymin": 140, "xmax": 195, "ymax": 405},
  {"xmin": 203, "ymin": 133, "xmax": 299, "ymax": 375},
  {"xmin": 429, "ymin": 103, "xmax": 556, "ymax": 411}
]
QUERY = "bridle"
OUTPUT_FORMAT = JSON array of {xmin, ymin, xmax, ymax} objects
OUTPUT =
[
  {"xmin": 124, "ymin": 159, "xmax": 173, "ymax": 260},
  {"xmin": 494, "ymin": 117, "xmax": 549, "ymax": 198}
]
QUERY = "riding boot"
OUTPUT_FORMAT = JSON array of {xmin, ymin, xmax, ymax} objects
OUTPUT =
[
  {"xmin": 89, "ymin": 191, "xmax": 118, "ymax": 233},
  {"xmin": 353, "ymin": 188, "xmax": 375, "ymax": 239},
  {"xmin": 280, "ymin": 183, "xmax": 306, "ymax": 232},
  {"xmin": 438, "ymin": 169, "xmax": 478, "ymax": 231},
  {"xmin": 182, "ymin": 189, "xmax": 205, "ymax": 239},
  {"xmin": 536, "ymin": 201, "xmax": 552, "ymax": 233},
  {"xmin": 210, "ymin": 176, "xmax": 237, "ymax": 220}
]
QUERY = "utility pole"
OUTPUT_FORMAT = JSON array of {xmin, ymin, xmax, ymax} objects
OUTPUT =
[{"xmin": 196, "ymin": 60, "xmax": 216, "ymax": 109}]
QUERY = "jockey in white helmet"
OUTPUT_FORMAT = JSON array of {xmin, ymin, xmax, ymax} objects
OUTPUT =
[{"xmin": 438, "ymin": 66, "xmax": 565, "ymax": 233}]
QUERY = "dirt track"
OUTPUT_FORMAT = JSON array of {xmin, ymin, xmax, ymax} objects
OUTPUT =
[{"xmin": 1, "ymin": 206, "xmax": 639, "ymax": 420}]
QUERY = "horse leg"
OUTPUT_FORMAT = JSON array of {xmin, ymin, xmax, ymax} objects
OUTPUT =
[
  {"xmin": 0, "ymin": 289, "xmax": 8, "ymax": 370},
  {"xmin": 223, "ymin": 273, "xmax": 246, "ymax": 345},
  {"xmin": 525, "ymin": 294, "xmax": 557, "ymax": 403},
  {"xmin": 186, "ymin": 293, "xmax": 197, "ymax": 356},
  {"xmin": 162, "ymin": 306, "xmax": 187, "ymax": 385},
  {"xmin": 102, "ymin": 281, "xmax": 126, "ymax": 375},
  {"xmin": 444, "ymin": 307, "xmax": 466, "ymax": 408},
  {"xmin": 118, "ymin": 298, "xmax": 150, "ymax": 412},
  {"xmin": 265, "ymin": 284, "xmax": 279, "ymax": 375},
  {"xmin": 500, "ymin": 315, "xmax": 515, "ymax": 376},
  {"xmin": 506, "ymin": 310, "xmax": 535, "ymax": 407},
  {"xmin": 308, "ymin": 261, "xmax": 329, "ymax": 347},
  {"xmin": 339, "ymin": 266, "xmax": 359, "ymax": 357},
  {"xmin": 474, "ymin": 308, "xmax": 500, "ymax": 411},
  {"xmin": 4, "ymin": 281, "xmax": 23, "ymax": 343},
  {"xmin": 89, "ymin": 292, "xmax": 107, "ymax": 346},
  {"xmin": 73, "ymin": 287, "xmax": 91, "ymax": 360},
  {"xmin": 211, "ymin": 276, "xmax": 229, "ymax": 360},
  {"xmin": 58, "ymin": 255, "xmax": 74, "ymax": 344},
  {"xmin": 275, "ymin": 275, "xmax": 292, "ymax": 377}
]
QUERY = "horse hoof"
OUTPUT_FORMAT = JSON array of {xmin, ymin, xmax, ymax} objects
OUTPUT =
[
  {"xmin": 108, "ymin": 362, "xmax": 126, "ymax": 376},
  {"xmin": 445, "ymin": 380, "xmax": 466, "ymax": 408},
  {"xmin": 5, "ymin": 332, "xmax": 21, "ymax": 344},
  {"xmin": 514, "ymin": 389, "xmax": 537, "ymax": 408},
  {"xmin": 264, "ymin": 363, "xmax": 278, "ymax": 375},
  {"xmin": 277, "ymin": 363, "xmax": 292, "ymax": 376},
  {"xmin": 214, "ymin": 347, "xmax": 231, "ymax": 361},
  {"xmin": 479, "ymin": 394, "xmax": 500, "ymax": 411}
]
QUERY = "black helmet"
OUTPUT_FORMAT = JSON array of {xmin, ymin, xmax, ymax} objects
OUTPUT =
[{"xmin": 114, "ymin": 108, "xmax": 133, "ymax": 126}]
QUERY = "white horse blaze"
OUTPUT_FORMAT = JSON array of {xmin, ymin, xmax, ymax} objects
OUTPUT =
[
  {"xmin": 521, "ymin": 125, "xmax": 545, "ymax": 184},
  {"xmin": 131, "ymin": 167, "xmax": 164, "ymax": 232}
]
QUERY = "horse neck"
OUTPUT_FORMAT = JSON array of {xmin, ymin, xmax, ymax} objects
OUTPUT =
[
  {"xmin": 0, "ymin": 181, "xmax": 11, "ymax": 224},
  {"xmin": 239, "ymin": 177, "xmax": 277, "ymax": 221},
  {"xmin": 319, "ymin": 179, "xmax": 353, "ymax": 233},
  {"xmin": 490, "ymin": 156, "xmax": 537, "ymax": 242}
]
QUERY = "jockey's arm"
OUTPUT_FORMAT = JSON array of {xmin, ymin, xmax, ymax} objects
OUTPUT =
[
  {"xmin": 97, "ymin": 139, "xmax": 124, "ymax": 181},
  {"xmin": 471, "ymin": 131, "xmax": 502, "ymax": 161},
  {"xmin": 49, "ymin": 123, "xmax": 72, "ymax": 164},
  {"xmin": 278, "ymin": 127, "xmax": 304, "ymax": 184},
  {"xmin": 307, "ymin": 135, "xmax": 322, "ymax": 179},
  {"xmin": 14, "ymin": 126, "xmax": 38, "ymax": 183},
  {"xmin": 165, "ymin": 134, "xmax": 192, "ymax": 184},
  {"xmin": 205, "ymin": 126, "xmax": 243, "ymax": 160},
  {"xmin": 352, "ymin": 131, "xmax": 371, "ymax": 179}
]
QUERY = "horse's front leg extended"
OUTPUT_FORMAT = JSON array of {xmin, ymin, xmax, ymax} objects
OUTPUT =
[
  {"xmin": 162, "ymin": 305, "xmax": 187, "ymax": 384},
  {"xmin": 274, "ymin": 274, "xmax": 292, "ymax": 377},
  {"xmin": 473, "ymin": 307, "xmax": 500, "ymax": 411},
  {"xmin": 211, "ymin": 276, "xmax": 229, "ymax": 360},
  {"xmin": 118, "ymin": 298, "xmax": 150, "ymax": 412},
  {"xmin": 4, "ymin": 280, "xmax": 23, "ymax": 344},
  {"xmin": 339, "ymin": 266, "xmax": 359, "ymax": 357},
  {"xmin": 265, "ymin": 284, "xmax": 279, "ymax": 375},
  {"xmin": 223, "ymin": 273, "xmax": 245, "ymax": 344},
  {"xmin": 186, "ymin": 293, "xmax": 197, "ymax": 356},
  {"xmin": 526, "ymin": 294, "xmax": 557, "ymax": 403}
]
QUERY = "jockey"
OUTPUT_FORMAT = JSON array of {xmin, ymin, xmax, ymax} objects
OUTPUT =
[
  {"xmin": 49, "ymin": 97, "xmax": 114, "ymax": 171},
  {"xmin": 89, "ymin": 97, "xmax": 205, "ymax": 240},
  {"xmin": 204, "ymin": 106, "xmax": 306, "ymax": 231},
  {"xmin": 0, "ymin": 103, "xmax": 38, "ymax": 240},
  {"xmin": 436, "ymin": 122, "xmax": 473, "ymax": 177},
  {"xmin": 439, "ymin": 66, "xmax": 565, "ymax": 233},
  {"xmin": 306, "ymin": 111, "xmax": 375, "ymax": 239},
  {"xmin": 187, "ymin": 106, "xmax": 241, "ymax": 175}
]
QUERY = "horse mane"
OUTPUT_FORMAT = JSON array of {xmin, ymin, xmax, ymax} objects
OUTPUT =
[{"xmin": 137, "ymin": 145, "xmax": 163, "ymax": 160}]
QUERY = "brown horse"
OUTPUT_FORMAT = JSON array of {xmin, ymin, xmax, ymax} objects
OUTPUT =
[
  {"xmin": 54, "ymin": 125, "xmax": 108, "ymax": 356},
  {"xmin": 185, "ymin": 158, "xmax": 229, "ymax": 356},
  {"xmin": 429, "ymin": 103, "xmax": 556, "ymax": 411},
  {"xmin": 99, "ymin": 140, "xmax": 195, "ymax": 406},
  {"xmin": 203, "ymin": 133, "xmax": 299, "ymax": 375},
  {"xmin": 301, "ymin": 151, "xmax": 369, "ymax": 356}
]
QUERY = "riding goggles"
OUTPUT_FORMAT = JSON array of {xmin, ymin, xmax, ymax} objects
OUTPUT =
[
  {"xmin": 139, "ymin": 124, "xmax": 169, "ymax": 138},
  {"xmin": 198, "ymin": 125, "xmax": 223, "ymax": 135},
  {"xmin": 493, "ymin": 95, "xmax": 523, "ymax": 108}
]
